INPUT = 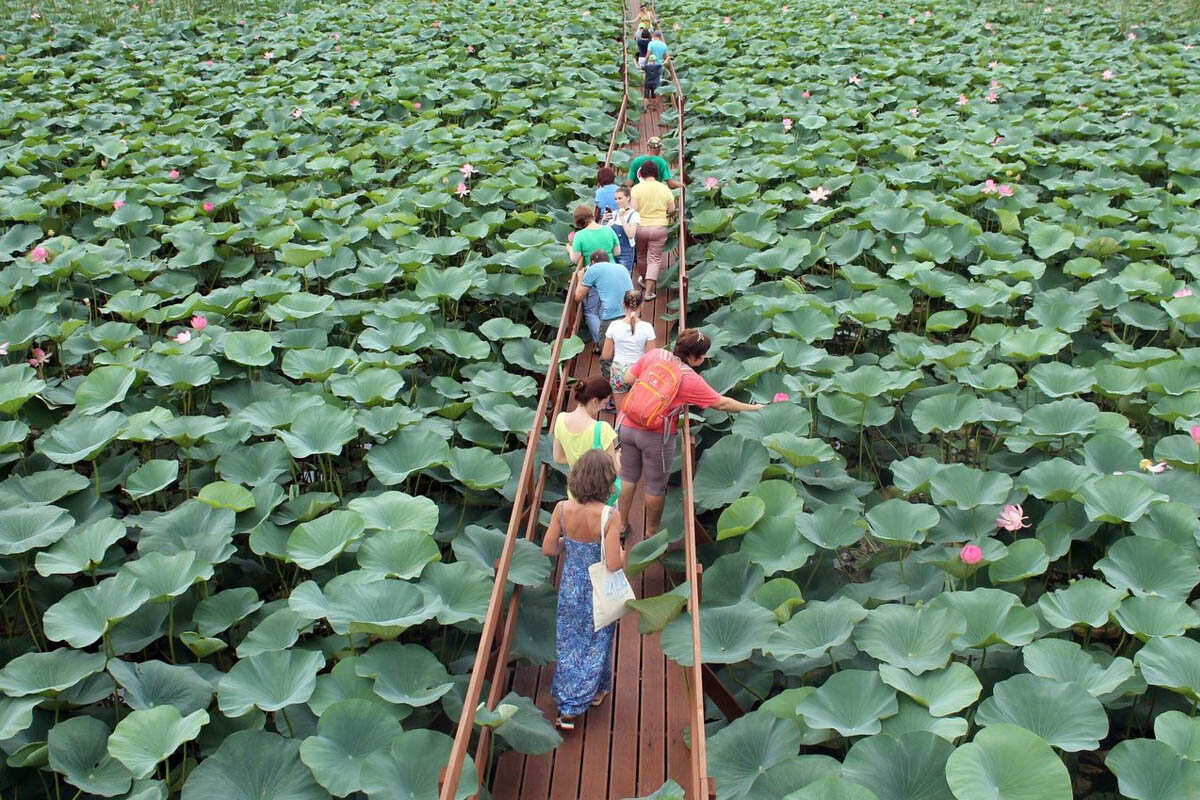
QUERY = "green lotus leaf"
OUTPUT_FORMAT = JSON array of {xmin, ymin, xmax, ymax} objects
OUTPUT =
[
  {"xmin": 842, "ymin": 732, "xmax": 954, "ymax": 800},
  {"xmin": 626, "ymin": 585, "xmax": 689, "ymax": 635},
  {"xmin": 221, "ymin": 330, "xmax": 275, "ymax": 366},
  {"xmin": 740, "ymin": 480, "xmax": 813, "ymax": 574},
  {"xmin": 108, "ymin": 706, "xmax": 209, "ymax": 779},
  {"xmin": 659, "ymin": 600, "xmax": 777, "ymax": 666},
  {"xmin": 448, "ymin": 446, "xmax": 510, "ymax": 490},
  {"xmin": 0, "ymin": 648, "xmax": 107, "ymax": 697},
  {"xmin": 987, "ymin": 539, "xmax": 1050, "ymax": 583},
  {"xmin": 854, "ymin": 603, "xmax": 966, "ymax": 675},
  {"xmin": 357, "ymin": 528, "xmax": 441, "ymax": 580},
  {"xmin": 865, "ymin": 499, "xmax": 940, "ymax": 546},
  {"xmin": 286, "ymin": 510, "xmax": 366, "ymax": 570},
  {"xmin": 890, "ymin": 457, "xmax": 944, "ymax": 495},
  {"xmin": 797, "ymin": 504, "xmax": 866, "ymax": 549},
  {"xmin": 181, "ymin": 730, "xmax": 328, "ymax": 800},
  {"xmin": 996, "ymin": 327, "xmax": 1072, "ymax": 361},
  {"xmin": 124, "ymin": 460, "xmax": 179, "ymax": 500},
  {"xmin": 976, "ymin": 674, "xmax": 1108, "ymax": 752},
  {"xmin": 627, "ymin": 526, "xmax": 682, "ymax": 576},
  {"xmin": 929, "ymin": 465, "xmax": 1013, "ymax": 509},
  {"xmin": 1081, "ymin": 475, "xmax": 1167, "ymax": 524},
  {"xmin": 796, "ymin": 670, "xmax": 899, "ymax": 738},
  {"xmin": 708, "ymin": 711, "xmax": 805, "ymax": 800},
  {"xmin": 931, "ymin": 589, "xmax": 1038, "ymax": 651},
  {"xmin": 365, "ymin": 425, "xmax": 451, "ymax": 485},
  {"xmin": 451, "ymin": 525, "xmax": 550, "ymax": 586},
  {"xmin": 107, "ymin": 660, "xmax": 214, "ymax": 715},
  {"xmin": 47, "ymin": 716, "xmax": 132, "ymax": 797},
  {"xmin": 0, "ymin": 696, "xmax": 42, "ymax": 740},
  {"xmin": 44, "ymin": 573, "xmax": 152, "ymax": 647},
  {"xmin": 288, "ymin": 573, "xmax": 436, "ymax": 637},
  {"xmin": 764, "ymin": 597, "xmax": 868, "ymax": 660},
  {"xmin": 945, "ymin": 724, "xmax": 1071, "ymax": 800},
  {"xmin": 35, "ymin": 412, "xmax": 125, "ymax": 464},
  {"xmin": 1036, "ymin": 578, "xmax": 1127, "ymax": 629},
  {"xmin": 197, "ymin": 480, "xmax": 256, "ymax": 512},
  {"xmin": 911, "ymin": 391, "xmax": 987, "ymax": 434},
  {"xmin": 275, "ymin": 404, "xmax": 358, "ymax": 459},
  {"xmin": 354, "ymin": 642, "xmax": 453, "ymax": 707},
  {"xmin": 299, "ymin": 699, "xmax": 401, "ymax": 796},
  {"xmin": 755, "ymin": 577, "xmax": 804, "ymax": 623},
  {"xmin": 359, "ymin": 729, "xmax": 477, "ymax": 800},
  {"xmin": 483, "ymin": 691, "xmax": 561, "ymax": 755},
  {"xmin": 0, "ymin": 364, "xmax": 47, "ymax": 415},
  {"xmin": 1106, "ymin": 738, "xmax": 1200, "ymax": 800},
  {"xmin": 217, "ymin": 649, "xmax": 325, "ymax": 717},
  {"xmin": 1021, "ymin": 398, "xmax": 1100, "ymax": 437},
  {"xmin": 738, "ymin": 754, "xmax": 842, "ymax": 800},
  {"xmin": 716, "ymin": 495, "xmax": 766, "ymax": 540},
  {"xmin": 193, "ymin": 588, "xmax": 263, "ymax": 637},
  {"xmin": 123, "ymin": 551, "xmax": 212, "ymax": 601},
  {"xmin": 0, "ymin": 503, "xmax": 75, "ymax": 556},
  {"xmin": 1016, "ymin": 459, "xmax": 1095, "ymax": 502},
  {"xmin": 1095, "ymin": 536, "xmax": 1198, "ymax": 600},
  {"xmin": 1020, "ymin": 638, "xmax": 1135, "ymax": 697},
  {"xmin": 74, "ymin": 365, "xmax": 137, "ymax": 416},
  {"xmin": 346, "ymin": 491, "xmax": 438, "ymax": 535},
  {"xmin": 420, "ymin": 561, "xmax": 491, "ymax": 625},
  {"xmin": 1114, "ymin": 595, "xmax": 1200, "ymax": 640},
  {"xmin": 1154, "ymin": 710, "xmax": 1200, "ymax": 760},
  {"xmin": 1135, "ymin": 636, "xmax": 1200, "ymax": 701},
  {"xmin": 878, "ymin": 662, "xmax": 982, "ymax": 717},
  {"xmin": 693, "ymin": 436, "xmax": 770, "ymax": 510}
]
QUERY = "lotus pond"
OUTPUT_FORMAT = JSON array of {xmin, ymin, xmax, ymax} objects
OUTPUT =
[{"xmin": 2, "ymin": 0, "xmax": 1200, "ymax": 798}]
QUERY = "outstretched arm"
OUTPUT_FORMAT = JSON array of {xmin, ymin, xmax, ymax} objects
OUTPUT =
[{"xmin": 711, "ymin": 396, "xmax": 766, "ymax": 413}]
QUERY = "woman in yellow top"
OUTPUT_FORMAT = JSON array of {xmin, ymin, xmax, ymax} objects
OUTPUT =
[
  {"xmin": 630, "ymin": 160, "xmax": 675, "ymax": 302},
  {"xmin": 552, "ymin": 376, "xmax": 621, "ymax": 505}
]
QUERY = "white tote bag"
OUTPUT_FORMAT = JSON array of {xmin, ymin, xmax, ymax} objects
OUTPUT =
[{"xmin": 589, "ymin": 506, "xmax": 636, "ymax": 631}]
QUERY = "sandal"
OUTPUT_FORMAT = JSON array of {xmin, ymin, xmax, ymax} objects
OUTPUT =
[
  {"xmin": 591, "ymin": 692, "xmax": 609, "ymax": 707},
  {"xmin": 643, "ymin": 292, "xmax": 657, "ymax": 301},
  {"xmin": 555, "ymin": 715, "xmax": 576, "ymax": 731}
]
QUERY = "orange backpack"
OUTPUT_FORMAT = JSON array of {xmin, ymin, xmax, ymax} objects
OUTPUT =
[{"xmin": 620, "ymin": 351, "xmax": 684, "ymax": 431}]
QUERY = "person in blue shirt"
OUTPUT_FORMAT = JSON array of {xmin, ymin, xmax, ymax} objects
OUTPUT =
[
  {"xmin": 595, "ymin": 165, "xmax": 618, "ymax": 221},
  {"xmin": 648, "ymin": 31, "xmax": 668, "ymax": 66},
  {"xmin": 574, "ymin": 251, "xmax": 634, "ymax": 351}
]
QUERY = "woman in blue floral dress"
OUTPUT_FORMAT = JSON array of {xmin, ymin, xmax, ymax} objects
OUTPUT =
[{"xmin": 542, "ymin": 449, "xmax": 626, "ymax": 730}]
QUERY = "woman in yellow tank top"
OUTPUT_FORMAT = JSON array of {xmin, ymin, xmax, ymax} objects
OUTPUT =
[{"xmin": 552, "ymin": 376, "xmax": 621, "ymax": 505}]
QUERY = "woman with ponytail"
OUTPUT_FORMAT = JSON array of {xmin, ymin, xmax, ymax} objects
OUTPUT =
[
  {"xmin": 552, "ymin": 375, "xmax": 622, "ymax": 505},
  {"xmin": 601, "ymin": 289, "xmax": 656, "ymax": 407}
]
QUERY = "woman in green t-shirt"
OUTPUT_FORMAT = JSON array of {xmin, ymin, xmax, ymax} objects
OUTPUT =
[{"xmin": 568, "ymin": 205, "xmax": 620, "ymax": 268}]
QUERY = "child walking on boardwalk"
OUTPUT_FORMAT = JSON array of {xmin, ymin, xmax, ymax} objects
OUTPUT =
[{"xmin": 642, "ymin": 53, "xmax": 663, "ymax": 107}]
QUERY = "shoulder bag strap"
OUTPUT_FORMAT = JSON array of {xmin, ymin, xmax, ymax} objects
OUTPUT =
[
  {"xmin": 599, "ymin": 505, "xmax": 612, "ymax": 562},
  {"xmin": 593, "ymin": 420, "xmax": 604, "ymax": 449}
]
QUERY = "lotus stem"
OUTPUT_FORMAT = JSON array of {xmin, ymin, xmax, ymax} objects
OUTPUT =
[{"xmin": 280, "ymin": 707, "xmax": 295, "ymax": 737}]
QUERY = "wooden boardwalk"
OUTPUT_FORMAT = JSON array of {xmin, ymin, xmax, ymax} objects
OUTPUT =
[{"xmin": 490, "ymin": 89, "xmax": 695, "ymax": 800}]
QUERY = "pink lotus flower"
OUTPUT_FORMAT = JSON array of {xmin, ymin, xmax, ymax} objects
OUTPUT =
[
  {"xmin": 909, "ymin": 107, "xmax": 920, "ymax": 118},
  {"xmin": 991, "ymin": 134, "xmax": 1005, "ymax": 146},
  {"xmin": 190, "ymin": 315, "xmax": 208, "ymax": 330},
  {"xmin": 291, "ymin": 107, "xmax": 302, "ymax": 119},
  {"xmin": 986, "ymin": 92, "xmax": 998, "ymax": 103},
  {"xmin": 957, "ymin": 94, "xmax": 969, "ymax": 105},
  {"xmin": 205, "ymin": 59, "xmax": 214, "ymax": 66},
  {"xmin": 908, "ymin": 16, "xmax": 915, "ymax": 24},
  {"xmin": 981, "ymin": 179, "xmax": 998, "ymax": 194},
  {"xmin": 984, "ymin": 21, "xmax": 993, "ymax": 30},
  {"xmin": 263, "ymin": 50, "xmax": 274, "ymax": 60},
  {"xmin": 782, "ymin": 117, "xmax": 794, "ymax": 132},
  {"xmin": 960, "ymin": 544, "xmax": 983, "ymax": 565},
  {"xmin": 1127, "ymin": 31, "xmax": 1137, "ymax": 41},
  {"xmin": 27, "ymin": 347, "xmax": 48, "ymax": 367},
  {"xmin": 850, "ymin": 13, "xmax": 858, "ymax": 20},
  {"xmin": 456, "ymin": 182, "xmax": 470, "ymax": 197},
  {"xmin": 1139, "ymin": 459, "xmax": 1170, "ymax": 474},
  {"xmin": 203, "ymin": 201, "xmax": 215, "ymax": 212},
  {"xmin": 432, "ymin": 20, "xmax": 440, "ymax": 27},
  {"xmin": 989, "ymin": 60, "xmax": 999, "ymax": 68},
  {"xmin": 413, "ymin": 101, "xmax": 421, "ymax": 109},
  {"xmin": 168, "ymin": 168, "xmax": 180, "ymax": 179},
  {"xmin": 460, "ymin": 163, "xmax": 478, "ymax": 177},
  {"xmin": 237, "ymin": 18, "xmax": 245, "ymax": 25},
  {"xmin": 673, "ymin": 22, "xmax": 680, "ymax": 30},
  {"xmin": 349, "ymin": 98, "xmax": 360, "ymax": 109},
  {"xmin": 332, "ymin": 32, "xmax": 339, "ymax": 40},
  {"xmin": 723, "ymin": 16, "xmax": 731, "ymax": 24},
  {"xmin": 28, "ymin": 246, "xmax": 49, "ymax": 263},
  {"xmin": 112, "ymin": 200, "xmax": 125, "ymax": 211},
  {"xmin": 807, "ymin": 185, "xmax": 830, "ymax": 203},
  {"xmin": 990, "ymin": 79, "xmax": 1001, "ymax": 89},
  {"xmin": 925, "ymin": 9, "xmax": 932, "ymax": 17},
  {"xmin": 0, "ymin": 342, "xmax": 7, "ymax": 356},
  {"xmin": 996, "ymin": 504, "xmax": 1029, "ymax": 531},
  {"xmin": 581, "ymin": 9, "xmax": 590, "ymax": 15},
  {"xmin": 466, "ymin": 44, "xmax": 475, "ymax": 53},
  {"xmin": 773, "ymin": 392, "xmax": 790, "ymax": 402},
  {"xmin": 174, "ymin": 331, "xmax": 191, "ymax": 344},
  {"xmin": 1190, "ymin": 424, "xmax": 1200, "ymax": 443},
  {"xmin": 850, "ymin": 74, "xmax": 862, "ymax": 86},
  {"xmin": 704, "ymin": 176, "xmax": 719, "ymax": 190},
  {"xmin": 782, "ymin": 4, "xmax": 789, "ymax": 11},
  {"xmin": 801, "ymin": 90, "xmax": 810, "ymax": 98},
  {"xmin": 1174, "ymin": 287, "xmax": 1193, "ymax": 298},
  {"xmin": 998, "ymin": 184, "xmax": 1014, "ymax": 197},
  {"xmin": 1102, "ymin": 69, "xmax": 1114, "ymax": 80}
]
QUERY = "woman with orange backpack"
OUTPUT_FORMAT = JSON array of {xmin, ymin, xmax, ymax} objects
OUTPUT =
[{"xmin": 615, "ymin": 328, "xmax": 764, "ymax": 542}]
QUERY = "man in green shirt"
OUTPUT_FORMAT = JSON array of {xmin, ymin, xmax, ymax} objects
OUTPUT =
[{"xmin": 626, "ymin": 137, "xmax": 680, "ymax": 189}]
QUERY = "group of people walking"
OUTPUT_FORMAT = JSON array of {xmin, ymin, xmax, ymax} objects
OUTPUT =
[{"xmin": 543, "ymin": 6, "xmax": 766, "ymax": 731}]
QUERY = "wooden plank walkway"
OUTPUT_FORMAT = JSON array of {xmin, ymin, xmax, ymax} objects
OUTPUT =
[{"xmin": 490, "ymin": 84, "xmax": 694, "ymax": 800}]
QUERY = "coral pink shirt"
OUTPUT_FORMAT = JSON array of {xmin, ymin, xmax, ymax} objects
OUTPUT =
[{"xmin": 621, "ymin": 349, "xmax": 721, "ymax": 432}]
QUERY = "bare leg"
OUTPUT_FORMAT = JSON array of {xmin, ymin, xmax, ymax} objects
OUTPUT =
[
  {"xmin": 643, "ymin": 493, "xmax": 666, "ymax": 541},
  {"xmin": 618, "ymin": 479, "xmax": 639, "ymax": 538}
]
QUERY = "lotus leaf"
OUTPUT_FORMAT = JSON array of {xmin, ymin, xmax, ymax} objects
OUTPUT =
[
  {"xmin": 217, "ymin": 649, "xmax": 325, "ymax": 717},
  {"xmin": 796, "ymin": 670, "xmax": 898, "ymax": 738},
  {"xmin": 945, "ymin": 724, "xmax": 1071, "ymax": 800},
  {"xmin": 1021, "ymin": 638, "xmax": 1135, "ymax": 698},
  {"xmin": 354, "ymin": 642, "xmax": 453, "ymax": 707},
  {"xmin": 854, "ymin": 603, "xmax": 966, "ymax": 675},
  {"xmin": 659, "ymin": 600, "xmax": 777, "ymax": 666},
  {"xmin": 877, "ymin": 663, "xmax": 981, "ymax": 717},
  {"xmin": 299, "ymin": 699, "xmax": 401, "ymax": 796},
  {"xmin": 1105, "ymin": 738, "xmax": 1200, "ymax": 800},
  {"xmin": 181, "ymin": 730, "xmax": 328, "ymax": 800},
  {"xmin": 1095, "ymin": 536, "xmax": 1199, "ymax": 600},
  {"xmin": 1135, "ymin": 636, "xmax": 1200, "ymax": 701},
  {"xmin": 47, "ymin": 716, "xmax": 132, "ymax": 797},
  {"xmin": 107, "ymin": 706, "xmax": 209, "ymax": 779}
]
